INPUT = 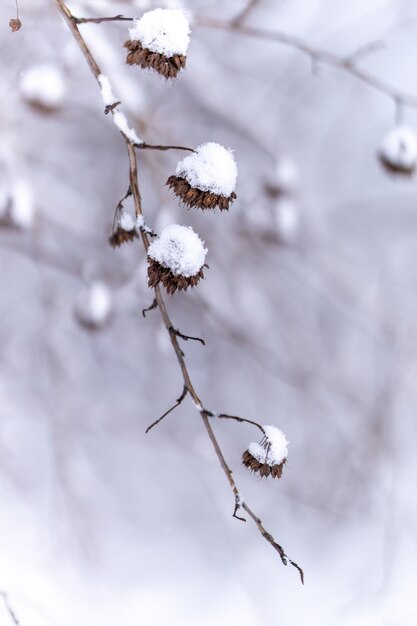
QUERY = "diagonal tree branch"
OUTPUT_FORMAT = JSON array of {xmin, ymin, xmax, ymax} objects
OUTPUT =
[{"xmin": 53, "ymin": 0, "xmax": 303, "ymax": 582}]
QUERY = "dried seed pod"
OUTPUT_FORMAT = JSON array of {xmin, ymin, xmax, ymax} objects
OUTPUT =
[
  {"xmin": 109, "ymin": 211, "xmax": 138, "ymax": 248},
  {"xmin": 125, "ymin": 9, "xmax": 190, "ymax": 79},
  {"xmin": 147, "ymin": 224, "xmax": 207, "ymax": 294},
  {"xmin": 242, "ymin": 426, "xmax": 289, "ymax": 479},
  {"xmin": 167, "ymin": 143, "xmax": 238, "ymax": 211},
  {"xmin": 379, "ymin": 125, "xmax": 417, "ymax": 176}
]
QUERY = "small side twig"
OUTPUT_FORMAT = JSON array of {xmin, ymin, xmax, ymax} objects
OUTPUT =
[
  {"xmin": 212, "ymin": 412, "xmax": 265, "ymax": 434},
  {"xmin": 169, "ymin": 326, "xmax": 206, "ymax": 347},
  {"xmin": 146, "ymin": 386, "xmax": 188, "ymax": 433},
  {"xmin": 74, "ymin": 14, "xmax": 133, "ymax": 24},
  {"xmin": 142, "ymin": 298, "xmax": 158, "ymax": 318},
  {"xmin": 140, "ymin": 143, "xmax": 195, "ymax": 153},
  {"xmin": 0, "ymin": 592, "xmax": 20, "ymax": 626},
  {"xmin": 232, "ymin": 0, "xmax": 261, "ymax": 26},
  {"xmin": 233, "ymin": 493, "xmax": 246, "ymax": 522}
]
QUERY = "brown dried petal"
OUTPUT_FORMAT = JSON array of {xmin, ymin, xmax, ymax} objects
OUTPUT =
[
  {"xmin": 166, "ymin": 175, "xmax": 236, "ymax": 211},
  {"xmin": 124, "ymin": 40, "xmax": 186, "ymax": 79}
]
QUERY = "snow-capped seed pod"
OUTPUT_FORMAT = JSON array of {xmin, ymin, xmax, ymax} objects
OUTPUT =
[
  {"xmin": 379, "ymin": 125, "xmax": 417, "ymax": 175},
  {"xmin": 20, "ymin": 63, "xmax": 66, "ymax": 112},
  {"xmin": 147, "ymin": 224, "xmax": 207, "ymax": 294},
  {"xmin": 75, "ymin": 282, "xmax": 113, "ymax": 330},
  {"xmin": 167, "ymin": 142, "xmax": 238, "ymax": 211},
  {"xmin": 109, "ymin": 211, "xmax": 139, "ymax": 248},
  {"xmin": 242, "ymin": 425, "xmax": 289, "ymax": 479},
  {"xmin": 124, "ymin": 9, "xmax": 190, "ymax": 79}
]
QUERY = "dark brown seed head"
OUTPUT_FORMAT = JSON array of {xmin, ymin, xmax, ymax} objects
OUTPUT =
[
  {"xmin": 109, "ymin": 227, "xmax": 139, "ymax": 248},
  {"xmin": 147, "ymin": 257, "xmax": 205, "ymax": 294},
  {"xmin": 124, "ymin": 40, "xmax": 186, "ymax": 79},
  {"xmin": 242, "ymin": 449, "xmax": 286, "ymax": 479},
  {"xmin": 166, "ymin": 175, "xmax": 236, "ymax": 211}
]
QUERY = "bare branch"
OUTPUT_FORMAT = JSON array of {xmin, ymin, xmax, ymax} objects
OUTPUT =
[
  {"xmin": 169, "ymin": 326, "xmax": 206, "ymax": 347},
  {"xmin": 195, "ymin": 16, "xmax": 417, "ymax": 111},
  {"xmin": 52, "ymin": 0, "xmax": 304, "ymax": 581},
  {"xmin": 211, "ymin": 412, "xmax": 265, "ymax": 434},
  {"xmin": 74, "ymin": 15, "xmax": 133, "ymax": 25},
  {"xmin": 232, "ymin": 0, "xmax": 262, "ymax": 26},
  {"xmin": 146, "ymin": 386, "xmax": 188, "ymax": 433},
  {"xmin": 0, "ymin": 592, "xmax": 20, "ymax": 626},
  {"xmin": 142, "ymin": 298, "xmax": 158, "ymax": 318},
  {"xmin": 140, "ymin": 143, "xmax": 195, "ymax": 153}
]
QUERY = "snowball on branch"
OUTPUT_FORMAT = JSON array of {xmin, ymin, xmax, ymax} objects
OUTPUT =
[
  {"xmin": 379, "ymin": 125, "xmax": 417, "ymax": 175},
  {"xmin": 147, "ymin": 224, "xmax": 207, "ymax": 294},
  {"xmin": 167, "ymin": 142, "xmax": 238, "ymax": 210}
]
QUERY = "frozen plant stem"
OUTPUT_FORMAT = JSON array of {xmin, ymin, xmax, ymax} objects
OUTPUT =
[{"xmin": 52, "ymin": 0, "xmax": 303, "ymax": 582}]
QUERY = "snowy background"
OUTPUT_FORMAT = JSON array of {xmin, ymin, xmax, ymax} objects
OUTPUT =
[{"xmin": 1, "ymin": 0, "xmax": 417, "ymax": 624}]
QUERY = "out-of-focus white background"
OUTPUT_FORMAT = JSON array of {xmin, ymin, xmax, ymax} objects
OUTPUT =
[{"xmin": 1, "ymin": 0, "xmax": 417, "ymax": 624}]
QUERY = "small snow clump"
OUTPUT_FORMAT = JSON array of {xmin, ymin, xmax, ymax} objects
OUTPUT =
[
  {"xmin": 129, "ymin": 9, "xmax": 190, "ymax": 57},
  {"xmin": 20, "ymin": 64, "xmax": 66, "ymax": 111},
  {"xmin": 75, "ymin": 282, "xmax": 113, "ymax": 330},
  {"xmin": 148, "ymin": 224, "xmax": 206, "ymax": 277},
  {"xmin": 176, "ymin": 142, "xmax": 237, "ymax": 197},
  {"xmin": 379, "ymin": 125, "xmax": 417, "ymax": 175}
]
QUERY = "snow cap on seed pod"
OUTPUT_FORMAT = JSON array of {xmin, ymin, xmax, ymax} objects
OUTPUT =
[
  {"xmin": 124, "ymin": 9, "xmax": 190, "ymax": 79},
  {"xmin": 379, "ymin": 125, "xmax": 417, "ymax": 175},
  {"xmin": 167, "ymin": 142, "xmax": 238, "ymax": 210},
  {"xmin": 242, "ymin": 425, "xmax": 289, "ymax": 479},
  {"xmin": 147, "ymin": 224, "xmax": 207, "ymax": 294}
]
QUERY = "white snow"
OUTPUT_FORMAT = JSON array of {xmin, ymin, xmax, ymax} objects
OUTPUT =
[
  {"xmin": 379, "ymin": 125, "xmax": 417, "ymax": 172},
  {"xmin": 249, "ymin": 425, "xmax": 289, "ymax": 466},
  {"xmin": 275, "ymin": 157, "xmax": 298, "ymax": 192},
  {"xmin": 119, "ymin": 211, "xmax": 135, "ymax": 231},
  {"xmin": 129, "ymin": 9, "xmax": 190, "ymax": 57},
  {"xmin": 147, "ymin": 224, "xmax": 207, "ymax": 277},
  {"xmin": 112, "ymin": 111, "xmax": 142, "ymax": 145},
  {"xmin": 75, "ymin": 282, "xmax": 113, "ymax": 329},
  {"xmin": 10, "ymin": 180, "xmax": 36, "ymax": 229},
  {"xmin": 176, "ymin": 142, "xmax": 238, "ymax": 197},
  {"xmin": 20, "ymin": 63, "xmax": 66, "ymax": 110},
  {"xmin": 274, "ymin": 198, "xmax": 299, "ymax": 242},
  {"xmin": 98, "ymin": 74, "xmax": 118, "ymax": 107}
]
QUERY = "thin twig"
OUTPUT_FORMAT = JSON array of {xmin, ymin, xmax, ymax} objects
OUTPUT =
[
  {"xmin": 170, "ymin": 326, "xmax": 206, "ymax": 347},
  {"xmin": 140, "ymin": 143, "xmax": 195, "ymax": 153},
  {"xmin": 232, "ymin": 0, "xmax": 262, "ymax": 26},
  {"xmin": 74, "ymin": 15, "xmax": 133, "ymax": 24},
  {"xmin": 195, "ymin": 16, "xmax": 417, "ymax": 111},
  {"xmin": 53, "ymin": 0, "xmax": 303, "ymax": 581},
  {"xmin": 142, "ymin": 298, "xmax": 158, "ymax": 318},
  {"xmin": 0, "ymin": 592, "xmax": 20, "ymax": 626},
  {"xmin": 211, "ymin": 412, "xmax": 265, "ymax": 433},
  {"xmin": 146, "ymin": 386, "xmax": 188, "ymax": 433}
]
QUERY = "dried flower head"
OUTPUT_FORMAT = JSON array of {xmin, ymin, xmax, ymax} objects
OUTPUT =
[
  {"xmin": 9, "ymin": 18, "xmax": 22, "ymax": 32},
  {"xmin": 242, "ymin": 425, "xmax": 289, "ymax": 479},
  {"xmin": 379, "ymin": 125, "xmax": 417, "ymax": 175},
  {"xmin": 109, "ymin": 210, "xmax": 138, "ymax": 248},
  {"xmin": 167, "ymin": 142, "xmax": 238, "ymax": 210},
  {"xmin": 125, "ymin": 9, "xmax": 190, "ymax": 79},
  {"xmin": 147, "ymin": 224, "xmax": 207, "ymax": 294}
]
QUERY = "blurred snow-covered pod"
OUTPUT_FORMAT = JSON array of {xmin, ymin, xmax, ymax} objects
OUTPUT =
[
  {"xmin": 273, "ymin": 197, "xmax": 300, "ymax": 244},
  {"xmin": 20, "ymin": 63, "xmax": 66, "ymax": 112},
  {"xmin": 379, "ymin": 125, "xmax": 417, "ymax": 175},
  {"xmin": 74, "ymin": 282, "xmax": 113, "ymax": 331},
  {"xmin": 0, "ymin": 179, "xmax": 36, "ymax": 229}
]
